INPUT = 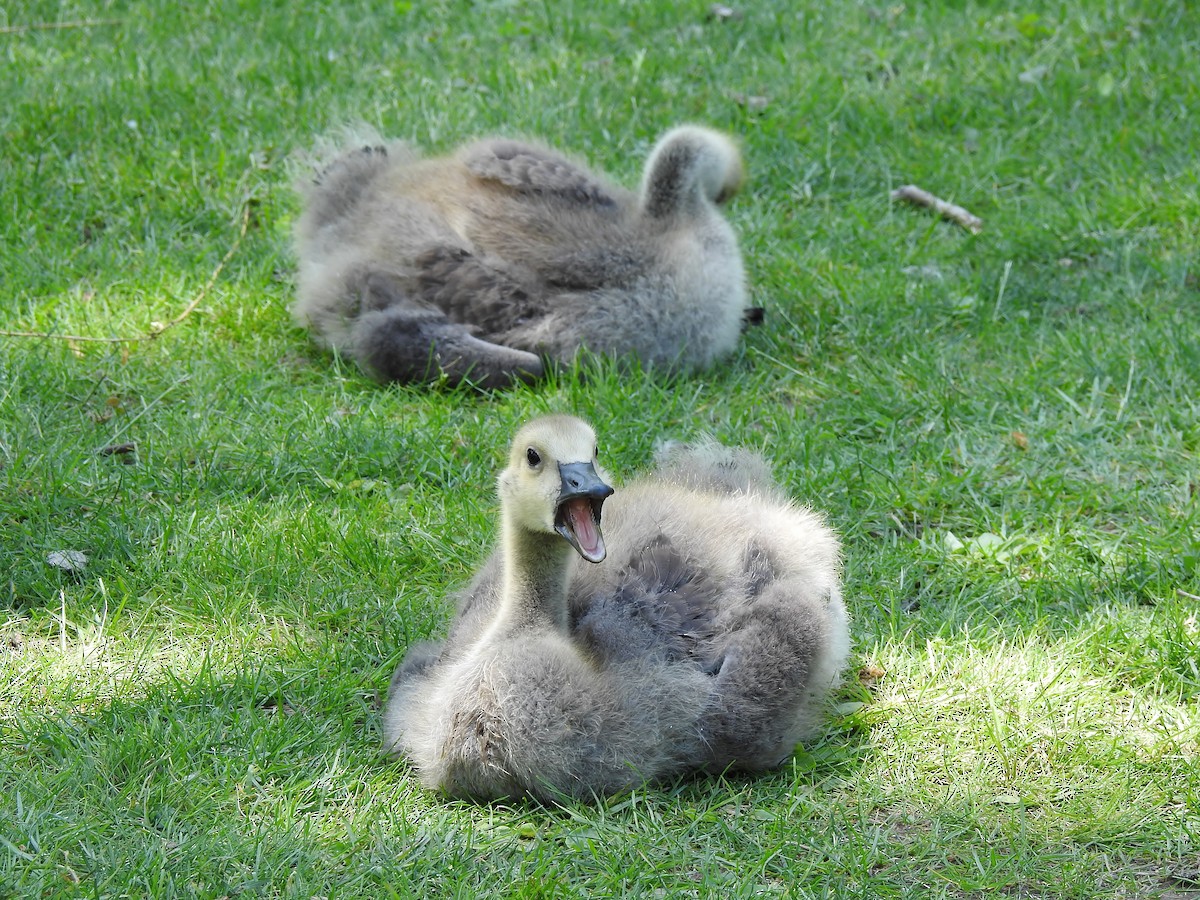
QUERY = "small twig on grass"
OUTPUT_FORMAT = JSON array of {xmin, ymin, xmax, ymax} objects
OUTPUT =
[
  {"xmin": 0, "ymin": 201, "xmax": 253, "ymax": 344},
  {"xmin": 1179, "ymin": 588, "xmax": 1200, "ymax": 603},
  {"xmin": 0, "ymin": 19, "xmax": 122, "ymax": 35},
  {"xmin": 892, "ymin": 184, "xmax": 983, "ymax": 234}
]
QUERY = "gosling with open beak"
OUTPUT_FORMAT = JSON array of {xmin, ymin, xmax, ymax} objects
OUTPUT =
[{"xmin": 554, "ymin": 462, "xmax": 614, "ymax": 563}]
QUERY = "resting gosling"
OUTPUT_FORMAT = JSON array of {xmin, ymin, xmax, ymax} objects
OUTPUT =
[
  {"xmin": 382, "ymin": 416, "xmax": 849, "ymax": 801},
  {"xmin": 294, "ymin": 126, "xmax": 750, "ymax": 388}
]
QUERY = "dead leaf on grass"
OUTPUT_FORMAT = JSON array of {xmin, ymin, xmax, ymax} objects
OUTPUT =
[
  {"xmin": 99, "ymin": 442, "xmax": 137, "ymax": 460},
  {"xmin": 730, "ymin": 92, "xmax": 769, "ymax": 111},
  {"xmin": 47, "ymin": 549, "xmax": 89, "ymax": 572},
  {"xmin": 858, "ymin": 664, "xmax": 886, "ymax": 685},
  {"xmin": 708, "ymin": 4, "xmax": 743, "ymax": 21}
]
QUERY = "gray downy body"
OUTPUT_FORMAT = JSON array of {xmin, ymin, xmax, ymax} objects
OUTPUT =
[
  {"xmin": 381, "ymin": 417, "xmax": 849, "ymax": 801},
  {"xmin": 294, "ymin": 127, "xmax": 749, "ymax": 388}
]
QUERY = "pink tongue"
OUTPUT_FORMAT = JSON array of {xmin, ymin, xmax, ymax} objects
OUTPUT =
[{"xmin": 567, "ymin": 498, "xmax": 604, "ymax": 559}]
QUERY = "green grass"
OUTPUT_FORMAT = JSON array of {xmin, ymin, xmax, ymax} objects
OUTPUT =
[{"xmin": 2, "ymin": 0, "xmax": 1198, "ymax": 896}]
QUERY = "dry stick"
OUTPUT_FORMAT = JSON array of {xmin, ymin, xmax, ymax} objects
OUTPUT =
[
  {"xmin": 0, "ymin": 19, "xmax": 122, "ymax": 35},
  {"xmin": 0, "ymin": 202, "xmax": 252, "ymax": 344},
  {"xmin": 892, "ymin": 184, "xmax": 983, "ymax": 234}
]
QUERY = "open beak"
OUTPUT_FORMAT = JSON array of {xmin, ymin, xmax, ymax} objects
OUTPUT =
[{"xmin": 554, "ymin": 461, "xmax": 613, "ymax": 563}]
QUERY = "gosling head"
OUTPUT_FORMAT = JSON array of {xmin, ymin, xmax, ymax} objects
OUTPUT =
[{"xmin": 498, "ymin": 415, "xmax": 614, "ymax": 563}]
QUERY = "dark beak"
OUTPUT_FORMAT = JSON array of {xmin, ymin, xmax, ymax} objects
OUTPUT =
[{"xmin": 554, "ymin": 462, "xmax": 614, "ymax": 563}]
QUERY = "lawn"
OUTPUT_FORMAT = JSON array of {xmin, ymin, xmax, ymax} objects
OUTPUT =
[{"xmin": 2, "ymin": 0, "xmax": 1198, "ymax": 896}]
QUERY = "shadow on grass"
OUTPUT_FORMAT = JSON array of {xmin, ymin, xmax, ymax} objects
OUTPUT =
[{"xmin": 2, "ymin": 640, "xmax": 877, "ymax": 897}]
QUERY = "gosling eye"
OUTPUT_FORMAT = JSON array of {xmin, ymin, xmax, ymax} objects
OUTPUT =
[{"xmin": 525, "ymin": 447, "xmax": 541, "ymax": 468}]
